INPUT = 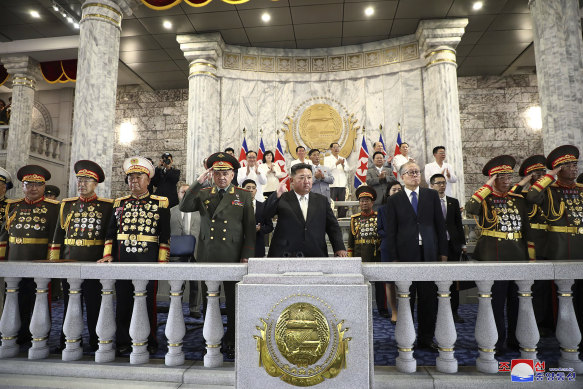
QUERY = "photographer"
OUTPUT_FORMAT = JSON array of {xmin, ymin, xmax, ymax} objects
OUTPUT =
[{"xmin": 151, "ymin": 152, "xmax": 181, "ymax": 208}]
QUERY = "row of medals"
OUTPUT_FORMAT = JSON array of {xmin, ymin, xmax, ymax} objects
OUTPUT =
[
  {"xmin": 492, "ymin": 199, "xmax": 522, "ymax": 232},
  {"xmin": 122, "ymin": 202, "xmax": 160, "ymax": 253},
  {"xmin": 562, "ymin": 189, "xmax": 583, "ymax": 226},
  {"xmin": 14, "ymin": 206, "xmax": 49, "ymax": 232},
  {"xmin": 71, "ymin": 206, "xmax": 103, "ymax": 238},
  {"xmin": 357, "ymin": 216, "xmax": 378, "ymax": 238}
]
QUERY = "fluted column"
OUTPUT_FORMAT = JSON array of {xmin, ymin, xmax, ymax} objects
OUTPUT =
[
  {"xmin": 529, "ymin": 0, "xmax": 583, "ymax": 152},
  {"xmin": 0, "ymin": 277, "xmax": 21, "ymax": 358},
  {"xmin": 515, "ymin": 280, "xmax": 539, "ymax": 361},
  {"xmin": 129, "ymin": 279, "xmax": 150, "ymax": 364},
  {"xmin": 62, "ymin": 278, "xmax": 83, "ymax": 361},
  {"xmin": 475, "ymin": 280, "xmax": 498, "ymax": 373},
  {"xmin": 95, "ymin": 279, "xmax": 116, "ymax": 363},
  {"xmin": 435, "ymin": 281, "xmax": 457, "ymax": 373},
  {"xmin": 165, "ymin": 280, "xmax": 186, "ymax": 366},
  {"xmin": 69, "ymin": 0, "xmax": 138, "ymax": 197},
  {"xmin": 555, "ymin": 279, "xmax": 583, "ymax": 373},
  {"xmin": 177, "ymin": 33, "xmax": 222, "ymax": 183},
  {"xmin": 0, "ymin": 56, "xmax": 38, "ymax": 198},
  {"xmin": 28, "ymin": 278, "xmax": 50, "ymax": 360},
  {"xmin": 417, "ymin": 19, "xmax": 468, "ymax": 201},
  {"xmin": 203, "ymin": 280, "xmax": 224, "ymax": 368},
  {"xmin": 395, "ymin": 281, "xmax": 416, "ymax": 373}
]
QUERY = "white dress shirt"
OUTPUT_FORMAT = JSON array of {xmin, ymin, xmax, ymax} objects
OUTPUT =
[
  {"xmin": 404, "ymin": 186, "xmax": 422, "ymax": 245},
  {"xmin": 290, "ymin": 159, "xmax": 312, "ymax": 168},
  {"xmin": 324, "ymin": 154, "xmax": 350, "ymax": 188},
  {"xmin": 258, "ymin": 162, "xmax": 285, "ymax": 193},
  {"xmin": 294, "ymin": 191, "xmax": 309, "ymax": 220},
  {"xmin": 424, "ymin": 161, "xmax": 458, "ymax": 197},
  {"xmin": 237, "ymin": 165, "xmax": 267, "ymax": 202},
  {"xmin": 392, "ymin": 154, "xmax": 413, "ymax": 178}
]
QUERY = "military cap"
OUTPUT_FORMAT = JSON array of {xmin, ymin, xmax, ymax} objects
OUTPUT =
[
  {"xmin": 74, "ymin": 160, "xmax": 105, "ymax": 183},
  {"xmin": 45, "ymin": 185, "xmax": 60, "ymax": 197},
  {"xmin": 207, "ymin": 152, "xmax": 240, "ymax": 171},
  {"xmin": 17, "ymin": 165, "xmax": 51, "ymax": 183},
  {"xmin": 546, "ymin": 145, "xmax": 579, "ymax": 170},
  {"xmin": 577, "ymin": 173, "xmax": 583, "ymax": 184},
  {"xmin": 519, "ymin": 155, "xmax": 546, "ymax": 177},
  {"xmin": 356, "ymin": 185, "xmax": 377, "ymax": 201},
  {"xmin": 123, "ymin": 156, "xmax": 155, "ymax": 177},
  {"xmin": 482, "ymin": 155, "xmax": 516, "ymax": 176},
  {"xmin": 0, "ymin": 166, "xmax": 13, "ymax": 190}
]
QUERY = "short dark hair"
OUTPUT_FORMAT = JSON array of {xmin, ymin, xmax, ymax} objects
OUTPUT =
[
  {"xmin": 430, "ymin": 173, "xmax": 446, "ymax": 185},
  {"xmin": 262, "ymin": 150, "xmax": 274, "ymax": 163},
  {"xmin": 224, "ymin": 147, "xmax": 235, "ymax": 153},
  {"xmin": 383, "ymin": 181, "xmax": 403, "ymax": 204},
  {"xmin": 372, "ymin": 151, "xmax": 384, "ymax": 159},
  {"xmin": 308, "ymin": 149, "xmax": 320, "ymax": 157},
  {"xmin": 329, "ymin": 142, "xmax": 339, "ymax": 148},
  {"xmin": 241, "ymin": 179, "xmax": 256, "ymax": 188},
  {"xmin": 372, "ymin": 142, "xmax": 379, "ymax": 148},
  {"xmin": 432, "ymin": 146, "xmax": 445, "ymax": 155},
  {"xmin": 401, "ymin": 142, "xmax": 409, "ymax": 147},
  {"xmin": 247, "ymin": 150, "xmax": 257, "ymax": 157},
  {"xmin": 296, "ymin": 146, "xmax": 305, "ymax": 152},
  {"xmin": 291, "ymin": 163, "xmax": 312, "ymax": 176}
]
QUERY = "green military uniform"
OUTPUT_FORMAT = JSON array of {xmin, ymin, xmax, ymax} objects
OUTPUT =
[
  {"xmin": 0, "ymin": 166, "xmax": 13, "ymax": 227},
  {"xmin": 348, "ymin": 186, "xmax": 381, "ymax": 262}
]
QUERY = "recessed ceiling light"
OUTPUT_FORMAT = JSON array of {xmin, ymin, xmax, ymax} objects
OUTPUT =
[
  {"xmin": 30, "ymin": 10, "xmax": 40, "ymax": 18},
  {"xmin": 364, "ymin": 7, "xmax": 374, "ymax": 16},
  {"xmin": 67, "ymin": 16, "xmax": 73, "ymax": 24},
  {"xmin": 163, "ymin": 20, "xmax": 172, "ymax": 29},
  {"xmin": 52, "ymin": 4, "xmax": 58, "ymax": 11},
  {"xmin": 261, "ymin": 12, "xmax": 271, "ymax": 22},
  {"xmin": 73, "ymin": 22, "xmax": 79, "ymax": 29},
  {"xmin": 472, "ymin": 1, "xmax": 483, "ymax": 10}
]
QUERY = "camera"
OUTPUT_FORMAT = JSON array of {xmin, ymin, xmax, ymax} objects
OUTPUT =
[{"xmin": 161, "ymin": 152, "xmax": 172, "ymax": 166}]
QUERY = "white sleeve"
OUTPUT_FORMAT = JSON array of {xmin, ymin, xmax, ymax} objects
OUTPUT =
[{"xmin": 447, "ymin": 163, "xmax": 458, "ymax": 183}]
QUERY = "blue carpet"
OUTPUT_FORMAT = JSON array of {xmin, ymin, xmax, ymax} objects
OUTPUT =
[{"xmin": 45, "ymin": 300, "xmax": 573, "ymax": 366}]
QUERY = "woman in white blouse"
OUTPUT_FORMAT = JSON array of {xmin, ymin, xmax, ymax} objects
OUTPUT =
[{"xmin": 258, "ymin": 150, "xmax": 285, "ymax": 199}]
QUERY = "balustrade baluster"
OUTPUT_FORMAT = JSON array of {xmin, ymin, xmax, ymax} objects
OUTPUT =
[
  {"xmin": 555, "ymin": 279, "xmax": 583, "ymax": 373},
  {"xmin": 435, "ymin": 280, "xmax": 457, "ymax": 373},
  {"xmin": 28, "ymin": 278, "xmax": 50, "ymax": 359},
  {"xmin": 95, "ymin": 279, "xmax": 116, "ymax": 363},
  {"xmin": 475, "ymin": 280, "xmax": 498, "ymax": 373},
  {"xmin": 0, "ymin": 277, "xmax": 22, "ymax": 358},
  {"xmin": 62, "ymin": 278, "xmax": 83, "ymax": 361},
  {"xmin": 203, "ymin": 280, "xmax": 224, "ymax": 368},
  {"xmin": 129, "ymin": 279, "xmax": 150, "ymax": 364},
  {"xmin": 515, "ymin": 280, "xmax": 539, "ymax": 361},
  {"xmin": 395, "ymin": 280, "xmax": 416, "ymax": 373},
  {"xmin": 165, "ymin": 280, "xmax": 186, "ymax": 366}
]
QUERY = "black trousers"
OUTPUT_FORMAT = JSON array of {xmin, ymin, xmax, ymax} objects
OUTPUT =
[
  {"xmin": 202, "ymin": 281, "xmax": 236, "ymax": 346},
  {"xmin": 532, "ymin": 280, "xmax": 555, "ymax": 331},
  {"xmin": 17, "ymin": 278, "xmax": 37, "ymax": 343},
  {"xmin": 60, "ymin": 279, "xmax": 102, "ymax": 348},
  {"xmin": 447, "ymin": 241, "xmax": 462, "ymax": 315},
  {"xmin": 374, "ymin": 282, "xmax": 387, "ymax": 312},
  {"xmin": 492, "ymin": 280, "xmax": 518, "ymax": 349},
  {"xmin": 574, "ymin": 279, "xmax": 583, "ymax": 346},
  {"xmin": 408, "ymin": 245, "xmax": 437, "ymax": 345},
  {"xmin": 115, "ymin": 280, "xmax": 158, "ymax": 348},
  {"xmin": 330, "ymin": 187, "xmax": 347, "ymax": 218}
]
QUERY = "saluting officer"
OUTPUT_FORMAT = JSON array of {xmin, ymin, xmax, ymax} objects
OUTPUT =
[
  {"xmin": 465, "ymin": 155, "xmax": 534, "ymax": 355},
  {"xmin": 98, "ymin": 156, "xmax": 170, "ymax": 356},
  {"xmin": 49, "ymin": 160, "xmax": 113, "ymax": 351},
  {"xmin": 179, "ymin": 151, "xmax": 255, "ymax": 359},
  {"xmin": 0, "ymin": 167, "xmax": 12, "ymax": 314},
  {"xmin": 0, "ymin": 165, "xmax": 60, "ymax": 345}
]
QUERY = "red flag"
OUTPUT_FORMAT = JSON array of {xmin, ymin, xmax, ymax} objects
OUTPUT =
[
  {"xmin": 275, "ymin": 138, "xmax": 290, "ymax": 190},
  {"xmin": 239, "ymin": 137, "xmax": 248, "ymax": 167},
  {"xmin": 354, "ymin": 136, "xmax": 369, "ymax": 188}
]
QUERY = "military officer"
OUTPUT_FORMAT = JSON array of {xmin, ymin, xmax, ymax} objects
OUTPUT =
[
  {"xmin": 44, "ymin": 185, "xmax": 60, "ymax": 200},
  {"xmin": 49, "ymin": 160, "xmax": 113, "ymax": 351},
  {"xmin": 0, "ymin": 165, "xmax": 60, "ymax": 345},
  {"xmin": 0, "ymin": 167, "xmax": 12, "ymax": 314},
  {"xmin": 179, "ymin": 151, "xmax": 255, "ymax": 359},
  {"xmin": 465, "ymin": 155, "xmax": 534, "ymax": 355},
  {"xmin": 98, "ymin": 156, "xmax": 170, "ymax": 356}
]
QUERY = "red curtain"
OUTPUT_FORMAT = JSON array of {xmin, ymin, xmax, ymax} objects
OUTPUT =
[
  {"xmin": 141, "ymin": 0, "xmax": 250, "ymax": 10},
  {"xmin": 40, "ymin": 59, "xmax": 77, "ymax": 84}
]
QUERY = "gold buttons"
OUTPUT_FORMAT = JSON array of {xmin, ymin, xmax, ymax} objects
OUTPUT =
[
  {"xmin": 223, "ymin": 229, "xmax": 226, "ymax": 232},
  {"xmin": 210, "ymin": 236, "xmax": 214, "ymax": 240},
  {"xmin": 222, "ymin": 237, "xmax": 226, "ymax": 241},
  {"xmin": 224, "ymin": 220, "xmax": 227, "ymax": 224},
  {"xmin": 211, "ymin": 219, "xmax": 215, "ymax": 223},
  {"xmin": 211, "ymin": 228, "xmax": 214, "ymax": 231}
]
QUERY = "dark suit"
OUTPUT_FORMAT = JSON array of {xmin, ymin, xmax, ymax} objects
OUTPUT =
[
  {"xmin": 264, "ymin": 191, "xmax": 345, "ymax": 257},
  {"xmin": 385, "ymin": 187, "xmax": 447, "ymax": 346},
  {"xmin": 254, "ymin": 200, "xmax": 273, "ymax": 257},
  {"xmin": 443, "ymin": 195, "xmax": 466, "ymax": 315}
]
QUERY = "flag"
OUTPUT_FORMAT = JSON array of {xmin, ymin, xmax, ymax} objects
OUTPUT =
[
  {"xmin": 257, "ymin": 137, "xmax": 266, "ymax": 164},
  {"xmin": 378, "ymin": 134, "xmax": 387, "ymax": 156},
  {"xmin": 392, "ymin": 132, "xmax": 402, "ymax": 178},
  {"xmin": 354, "ymin": 135, "xmax": 369, "ymax": 188},
  {"xmin": 275, "ymin": 138, "xmax": 290, "ymax": 190},
  {"xmin": 239, "ymin": 136, "xmax": 248, "ymax": 167}
]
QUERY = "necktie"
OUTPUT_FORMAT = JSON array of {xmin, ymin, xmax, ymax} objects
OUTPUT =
[
  {"xmin": 218, "ymin": 189, "xmax": 225, "ymax": 201},
  {"xmin": 410, "ymin": 191, "xmax": 418, "ymax": 214},
  {"xmin": 300, "ymin": 195, "xmax": 308, "ymax": 220},
  {"xmin": 441, "ymin": 198, "xmax": 450, "ymax": 240}
]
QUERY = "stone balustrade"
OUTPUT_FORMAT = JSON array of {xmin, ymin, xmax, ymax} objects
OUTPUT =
[{"xmin": 0, "ymin": 125, "xmax": 64, "ymax": 162}]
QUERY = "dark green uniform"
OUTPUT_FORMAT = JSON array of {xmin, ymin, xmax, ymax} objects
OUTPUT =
[
  {"xmin": 348, "ymin": 211, "xmax": 381, "ymax": 261},
  {"xmin": 510, "ymin": 184, "xmax": 548, "ymax": 257}
]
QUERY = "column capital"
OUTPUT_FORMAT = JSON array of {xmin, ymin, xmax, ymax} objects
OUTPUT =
[
  {"xmin": 416, "ymin": 19, "xmax": 468, "ymax": 55},
  {"xmin": 177, "ymin": 33, "xmax": 224, "ymax": 66},
  {"xmin": 0, "ymin": 56, "xmax": 39, "ymax": 89},
  {"xmin": 81, "ymin": 0, "xmax": 140, "ymax": 17}
]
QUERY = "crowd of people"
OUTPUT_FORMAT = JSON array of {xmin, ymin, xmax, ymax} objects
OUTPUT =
[{"xmin": 0, "ymin": 142, "xmax": 581, "ymax": 360}]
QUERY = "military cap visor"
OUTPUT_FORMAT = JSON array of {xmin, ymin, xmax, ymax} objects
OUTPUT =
[
  {"xmin": 0, "ymin": 167, "xmax": 13, "ymax": 190},
  {"xmin": 17, "ymin": 165, "xmax": 51, "ymax": 183},
  {"xmin": 207, "ymin": 152, "xmax": 240, "ymax": 171},
  {"xmin": 75, "ymin": 160, "xmax": 105, "ymax": 183},
  {"xmin": 356, "ymin": 185, "xmax": 377, "ymax": 201},
  {"xmin": 519, "ymin": 155, "xmax": 546, "ymax": 177},
  {"xmin": 482, "ymin": 155, "xmax": 516, "ymax": 176},
  {"xmin": 45, "ymin": 185, "xmax": 60, "ymax": 197},
  {"xmin": 546, "ymin": 145, "xmax": 579, "ymax": 170}
]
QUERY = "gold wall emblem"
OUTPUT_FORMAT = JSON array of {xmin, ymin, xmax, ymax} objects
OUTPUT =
[
  {"xmin": 298, "ymin": 104, "xmax": 342, "ymax": 152},
  {"xmin": 255, "ymin": 294, "xmax": 350, "ymax": 387}
]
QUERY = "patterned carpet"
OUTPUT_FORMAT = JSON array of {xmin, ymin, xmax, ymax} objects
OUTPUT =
[{"xmin": 43, "ymin": 299, "xmax": 576, "ymax": 367}]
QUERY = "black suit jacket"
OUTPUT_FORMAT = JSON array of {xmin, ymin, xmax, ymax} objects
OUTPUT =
[
  {"xmin": 254, "ymin": 200, "xmax": 273, "ymax": 257},
  {"xmin": 264, "ymin": 191, "xmax": 345, "ymax": 257},
  {"xmin": 445, "ymin": 196, "xmax": 466, "ymax": 256},
  {"xmin": 385, "ymin": 187, "xmax": 447, "ymax": 262}
]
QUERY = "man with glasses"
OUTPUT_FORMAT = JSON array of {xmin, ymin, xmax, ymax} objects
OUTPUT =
[
  {"xmin": 49, "ymin": 160, "xmax": 113, "ymax": 352},
  {"xmin": 385, "ymin": 162, "xmax": 447, "ymax": 350},
  {"xmin": 425, "ymin": 146, "xmax": 458, "ymax": 197},
  {"xmin": 0, "ymin": 165, "xmax": 60, "ymax": 346}
]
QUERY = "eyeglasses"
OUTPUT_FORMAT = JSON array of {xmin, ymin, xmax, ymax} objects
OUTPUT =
[
  {"xmin": 23, "ymin": 182, "xmax": 44, "ymax": 187},
  {"xmin": 433, "ymin": 181, "xmax": 447, "ymax": 186},
  {"xmin": 77, "ymin": 178, "xmax": 96, "ymax": 184},
  {"xmin": 403, "ymin": 170, "xmax": 420, "ymax": 176}
]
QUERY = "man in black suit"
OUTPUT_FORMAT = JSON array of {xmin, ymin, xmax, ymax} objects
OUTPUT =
[
  {"xmin": 430, "ymin": 173, "xmax": 467, "ymax": 323},
  {"xmin": 264, "ymin": 163, "xmax": 347, "ymax": 257},
  {"xmin": 241, "ymin": 179, "xmax": 273, "ymax": 257},
  {"xmin": 386, "ymin": 161, "xmax": 447, "ymax": 350}
]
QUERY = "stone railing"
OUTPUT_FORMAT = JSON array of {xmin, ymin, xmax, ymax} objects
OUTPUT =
[{"xmin": 0, "ymin": 125, "xmax": 65, "ymax": 163}]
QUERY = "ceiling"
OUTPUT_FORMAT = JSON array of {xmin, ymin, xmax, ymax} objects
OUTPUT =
[{"xmin": 0, "ymin": 0, "xmax": 577, "ymax": 91}]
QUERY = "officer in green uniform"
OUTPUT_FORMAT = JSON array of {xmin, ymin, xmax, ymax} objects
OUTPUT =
[
  {"xmin": 49, "ymin": 160, "xmax": 113, "ymax": 351},
  {"xmin": 0, "ymin": 165, "xmax": 60, "ymax": 345},
  {"xmin": 0, "ymin": 166, "xmax": 12, "ymax": 313},
  {"xmin": 525, "ymin": 145, "xmax": 582, "ymax": 344},
  {"xmin": 98, "ymin": 156, "xmax": 170, "ymax": 356},
  {"xmin": 179, "ymin": 151, "xmax": 255, "ymax": 358},
  {"xmin": 348, "ymin": 185, "xmax": 388, "ymax": 317},
  {"xmin": 44, "ymin": 185, "xmax": 60, "ymax": 200},
  {"xmin": 465, "ymin": 155, "xmax": 534, "ymax": 355}
]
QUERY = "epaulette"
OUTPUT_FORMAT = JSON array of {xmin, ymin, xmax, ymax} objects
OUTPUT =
[
  {"xmin": 6, "ymin": 198, "xmax": 23, "ymax": 204},
  {"xmin": 550, "ymin": 182, "xmax": 560, "ymax": 188},
  {"xmin": 508, "ymin": 191, "xmax": 523, "ymax": 198},
  {"xmin": 151, "ymin": 194, "xmax": 169, "ymax": 208},
  {"xmin": 62, "ymin": 197, "xmax": 79, "ymax": 202},
  {"xmin": 576, "ymin": 183, "xmax": 583, "ymax": 189},
  {"xmin": 44, "ymin": 198, "xmax": 60, "ymax": 204},
  {"xmin": 113, "ymin": 194, "xmax": 131, "ymax": 208},
  {"xmin": 97, "ymin": 197, "xmax": 114, "ymax": 203},
  {"xmin": 236, "ymin": 187, "xmax": 251, "ymax": 192},
  {"xmin": 201, "ymin": 187, "xmax": 212, "ymax": 191},
  {"xmin": 351, "ymin": 213, "xmax": 361, "ymax": 218}
]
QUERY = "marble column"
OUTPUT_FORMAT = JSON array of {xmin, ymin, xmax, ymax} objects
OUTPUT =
[
  {"xmin": 529, "ymin": 0, "xmax": 583, "ymax": 153},
  {"xmin": 417, "ymin": 19, "xmax": 468, "ymax": 202},
  {"xmin": 177, "ymin": 33, "xmax": 222, "ymax": 184},
  {"xmin": 69, "ymin": 0, "xmax": 138, "ymax": 197},
  {"xmin": 0, "ymin": 56, "xmax": 38, "ymax": 198}
]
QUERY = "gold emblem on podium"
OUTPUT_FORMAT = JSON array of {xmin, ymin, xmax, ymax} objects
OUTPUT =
[{"xmin": 255, "ymin": 294, "xmax": 350, "ymax": 387}]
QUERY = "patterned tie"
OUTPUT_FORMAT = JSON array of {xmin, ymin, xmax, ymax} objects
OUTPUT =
[
  {"xmin": 300, "ymin": 195, "xmax": 308, "ymax": 220},
  {"xmin": 441, "ymin": 198, "xmax": 450, "ymax": 240},
  {"xmin": 410, "ymin": 191, "xmax": 418, "ymax": 214}
]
